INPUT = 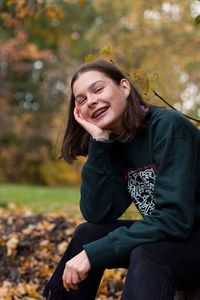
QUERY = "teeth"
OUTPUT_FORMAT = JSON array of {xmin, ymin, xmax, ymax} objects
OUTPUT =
[{"xmin": 93, "ymin": 107, "xmax": 108, "ymax": 118}]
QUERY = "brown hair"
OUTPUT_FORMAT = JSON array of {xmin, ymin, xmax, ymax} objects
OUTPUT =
[{"xmin": 61, "ymin": 59, "xmax": 149, "ymax": 163}]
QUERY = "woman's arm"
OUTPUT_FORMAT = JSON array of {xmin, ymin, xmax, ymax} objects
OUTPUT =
[
  {"xmin": 73, "ymin": 106, "xmax": 132, "ymax": 223},
  {"xmin": 80, "ymin": 139, "xmax": 132, "ymax": 223}
]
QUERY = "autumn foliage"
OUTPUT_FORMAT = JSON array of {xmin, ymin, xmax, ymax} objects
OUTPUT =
[{"xmin": 0, "ymin": 203, "xmax": 126, "ymax": 300}]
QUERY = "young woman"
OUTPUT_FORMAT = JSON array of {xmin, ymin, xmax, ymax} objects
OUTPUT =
[{"xmin": 43, "ymin": 60, "xmax": 200, "ymax": 300}]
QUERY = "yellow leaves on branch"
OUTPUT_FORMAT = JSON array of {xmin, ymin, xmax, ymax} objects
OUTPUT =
[
  {"xmin": 100, "ymin": 44, "xmax": 113, "ymax": 55},
  {"xmin": 85, "ymin": 54, "xmax": 99, "ymax": 62},
  {"xmin": 2, "ymin": 0, "xmax": 34, "ymax": 25},
  {"xmin": 0, "ymin": 0, "xmax": 65, "ymax": 29},
  {"xmin": 15, "ymin": 0, "xmax": 34, "ymax": 20},
  {"xmin": 85, "ymin": 44, "xmax": 113, "ymax": 62},
  {"xmin": 65, "ymin": 0, "xmax": 85, "ymax": 4},
  {"xmin": 1, "ymin": 0, "xmax": 85, "ymax": 28},
  {"xmin": 6, "ymin": 0, "xmax": 15, "ymax": 5},
  {"xmin": 77, "ymin": 0, "xmax": 85, "ymax": 5},
  {"xmin": 85, "ymin": 44, "xmax": 160, "ymax": 97},
  {"xmin": 0, "ymin": 12, "xmax": 18, "ymax": 28},
  {"xmin": 130, "ymin": 69, "xmax": 149, "ymax": 95},
  {"xmin": 130, "ymin": 69, "xmax": 160, "ymax": 96},
  {"xmin": 45, "ymin": 3, "xmax": 64, "ymax": 20}
]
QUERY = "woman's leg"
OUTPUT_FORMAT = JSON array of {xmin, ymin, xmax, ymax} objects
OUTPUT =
[
  {"xmin": 121, "ymin": 228, "xmax": 200, "ymax": 300},
  {"xmin": 43, "ymin": 220, "xmax": 134, "ymax": 300}
]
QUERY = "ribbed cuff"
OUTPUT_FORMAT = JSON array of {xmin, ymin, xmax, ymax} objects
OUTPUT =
[{"xmin": 83, "ymin": 234, "xmax": 116, "ymax": 269}]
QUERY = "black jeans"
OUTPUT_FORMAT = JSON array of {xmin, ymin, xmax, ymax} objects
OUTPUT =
[{"xmin": 43, "ymin": 221, "xmax": 200, "ymax": 300}]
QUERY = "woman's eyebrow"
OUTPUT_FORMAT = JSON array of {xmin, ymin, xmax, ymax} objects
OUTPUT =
[
  {"xmin": 89, "ymin": 80, "xmax": 104, "ymax": 90},
  {"xmin": 75, "ymin": 80, "xmax": 104, "ymax": 100}
]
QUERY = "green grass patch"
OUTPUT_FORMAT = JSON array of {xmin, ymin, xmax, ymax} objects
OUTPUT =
[
  {"xmin": 0, "ymin": 183, "xmax": 141, "ymax": 220},
  {"xmin": 0, "ymin": 184, "xmax": 80, "ymax": 214}
]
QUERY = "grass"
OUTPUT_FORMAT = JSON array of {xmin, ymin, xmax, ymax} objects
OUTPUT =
[
  {"xmin": 0, "ymin": 183, "xmax": 141, "ymax": 220},
  {"xmin": 0, "ymin": 183, "xmax": 80, "ymax": 214}
]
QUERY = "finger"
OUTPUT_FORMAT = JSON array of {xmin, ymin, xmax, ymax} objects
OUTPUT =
[
  {"xmin": 62, "ymin": 267, "xmax": 69, "ymax": 291},
  {"xmin": 74, "ymin": 106, "xmax": 82, "ymax": 121},
  {"xmin": 65, "ymin": 272, "xmax": 79, "ymax": 291},
  {"xmin": 67, "ymin": 282, "xmax": 79, "ymax": 291},
  {"xmin": 65, "ymin": 265, "xmax": 80, "ymax": 291},
  {"xmin": 75, "ymin": 270, "xmax": 88, "ymax": 283},
  {"xmin": 65, "ymin": 266, "xmax": 73, "ymax": 291},
  {"xmin": 62, "ymin": 264, "xmax": 76, "ymax": 292},
  {"xmin": 73, "ymin": 107, "xmax": 78, "ymax": 121},
  {"xmin": 71, "ymin": 270, "xmax": 80, "ymax": 285}
]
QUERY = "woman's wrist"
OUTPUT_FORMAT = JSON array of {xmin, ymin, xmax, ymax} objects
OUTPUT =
[
  {"xmin": 90, "ymin": 137, "xmax": 111, "ymax": 142},
  {"xmin": 90, "ymin": 133, "xmax": 110, "ymax": 141}
]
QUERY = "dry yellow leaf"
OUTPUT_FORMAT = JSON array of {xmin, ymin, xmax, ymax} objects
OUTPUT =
[
  {"xmin": 36, "ymin": 220, "xmax": 55, "ymax": 231},
  {"xmin": 6, "ymin": 236, "xmax": 19, "ymax": 256},
  {"xmin": 22, "ymin": 224, "xmax": 35, "ymax": 235},
  {"xmin": 25, "ymin": 283, "xmax": 40, "ymax": 298},
  {"xmin": 57, "ymin": 241, "xmax": 68, "ymax": 255},
  {"xmin": 65, "ymin": 226, "xmax": 75, "ymax": 236},
  {"xmin": 0, "ymin": 281, "xmax": 12, "ymax": 298}
]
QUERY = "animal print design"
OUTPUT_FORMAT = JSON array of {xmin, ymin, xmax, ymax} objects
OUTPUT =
[{"xmin": 126, "ymin": 165, "xmax": 156, "ymax": 216}]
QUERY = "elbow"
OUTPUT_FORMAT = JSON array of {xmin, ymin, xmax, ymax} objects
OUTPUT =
[
  {"xmin": 81, "ymin": 213, "xmax": 102, "ymax": 224},
  {"xmin": 81, "ymin": 213, "xmax": 108, "ymax": 224},
  {"xmin": 80, "ymin": 204, "xmax": 107, "ymax": 224},
  {"xmin": 80, "ymin": 206, "xmax": 117, "ymax": 224},
  {"xmin": 80, "ymin": 198, "xmax": 116, "ymax": 224}
]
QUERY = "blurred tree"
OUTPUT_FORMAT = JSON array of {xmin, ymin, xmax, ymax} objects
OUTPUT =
[
  {"xmin": 91, "ymin": 1, "xmax": 200, "ymax": 113},
  {"xmin": 0, "ymin": 0, "xmax": 98, "ymax": 185}
]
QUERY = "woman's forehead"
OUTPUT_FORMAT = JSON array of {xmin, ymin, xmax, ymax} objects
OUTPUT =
[{"xmin": 72, "ymin": 70, "xmax": 110, "ymax": 95}]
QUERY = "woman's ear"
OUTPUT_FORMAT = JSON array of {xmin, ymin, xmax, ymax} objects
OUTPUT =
[{"xmin": 120, "ymin": 79, "xmax": 131, "ymax": 98}]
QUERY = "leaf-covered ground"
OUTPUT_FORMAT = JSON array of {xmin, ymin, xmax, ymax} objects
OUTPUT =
[{"xmin": 0, "ymin": 203, "xmax": 126, "ymax": 300}]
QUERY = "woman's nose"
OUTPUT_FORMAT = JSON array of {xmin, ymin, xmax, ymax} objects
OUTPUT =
[{"xmin": 87, "ymin": 96, "xmax": 97, "ymax": 108}]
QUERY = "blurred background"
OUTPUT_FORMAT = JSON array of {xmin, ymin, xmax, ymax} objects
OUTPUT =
[{"xmin": 0, "ymin": 0, "xmax": 200, "ymax": 212}]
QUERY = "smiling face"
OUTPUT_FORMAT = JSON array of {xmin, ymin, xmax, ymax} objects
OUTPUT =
[{"xmin": 72, "ymin": 70, "xmax": 130, "ymax": 135}]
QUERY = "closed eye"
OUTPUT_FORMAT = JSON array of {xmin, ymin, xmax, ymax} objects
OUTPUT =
[
  {"xmin": 76, "ymin": 97, "xmax": 87, "ymax": 106},
  {"xmin": 94, "ymin": 87, "xmax": 104, "ymax": 93}
]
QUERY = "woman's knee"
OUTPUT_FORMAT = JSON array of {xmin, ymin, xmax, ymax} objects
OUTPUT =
[
  {"xmin": 130, "ymin": 241, "xmax": 175, "ymax": 266},
  {"xmin": 72, "ymin": 221, "xmax": 122, "ymax": 245},
  {"xmin": 72, "ymin": 222, "xmax": 108, "ymax": 244},
  {"xmin": 73, "ymin": 222, "xmax": 95, "ymax": 239},
  {"xmin": 130, "ymin": 244, "xmax": 155, "ymax": 265},
  {"xmin": 130, "ymin": 242, "xmax": 172, "ymax": 270},
  {"xmin": 129, "ymin": 243, "xmax": 176, "ymax": 285}
]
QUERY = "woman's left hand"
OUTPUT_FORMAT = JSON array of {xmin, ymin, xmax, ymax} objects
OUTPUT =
[{"xmin": 62, "ymin": 250, "xmax": 91, "ymax": 291}]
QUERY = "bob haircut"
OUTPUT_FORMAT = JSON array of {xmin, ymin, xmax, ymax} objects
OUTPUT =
[{"xmin": 61, "ymin": 59, "xmax": 149, "ymax": 163}]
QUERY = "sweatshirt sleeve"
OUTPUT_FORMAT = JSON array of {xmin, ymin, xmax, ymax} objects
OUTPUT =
[
  {"xmin": 80, "ymin": 139, "xmax": 132, "ymax": 224},
  {"xmin": 83, "ymin": 116, "xmax": 198, "ymax": 269}
]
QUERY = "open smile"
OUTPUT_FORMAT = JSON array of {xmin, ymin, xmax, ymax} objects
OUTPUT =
[{"xmin": 91, "ymin": 106, "xmax": 109, "ymax": 119}]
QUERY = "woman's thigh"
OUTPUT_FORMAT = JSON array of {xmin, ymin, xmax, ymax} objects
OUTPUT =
[
  {"xmin": 129, "ymin": 228, "xmax": 200, "ymax": 289},
  {"xmin": 72, "ymin": 219, "xmax": 135, "ymax": 247}
]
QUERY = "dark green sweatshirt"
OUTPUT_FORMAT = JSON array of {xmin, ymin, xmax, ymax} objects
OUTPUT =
[{"xmin": 80, "ymin": 106, "xmax": 200, "ymax": 269}]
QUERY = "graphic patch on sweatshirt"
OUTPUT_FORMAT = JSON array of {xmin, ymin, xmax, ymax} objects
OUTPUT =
[{"xmin": 125, "ymin": 164, "xmax": 157, "ymax": 216}]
